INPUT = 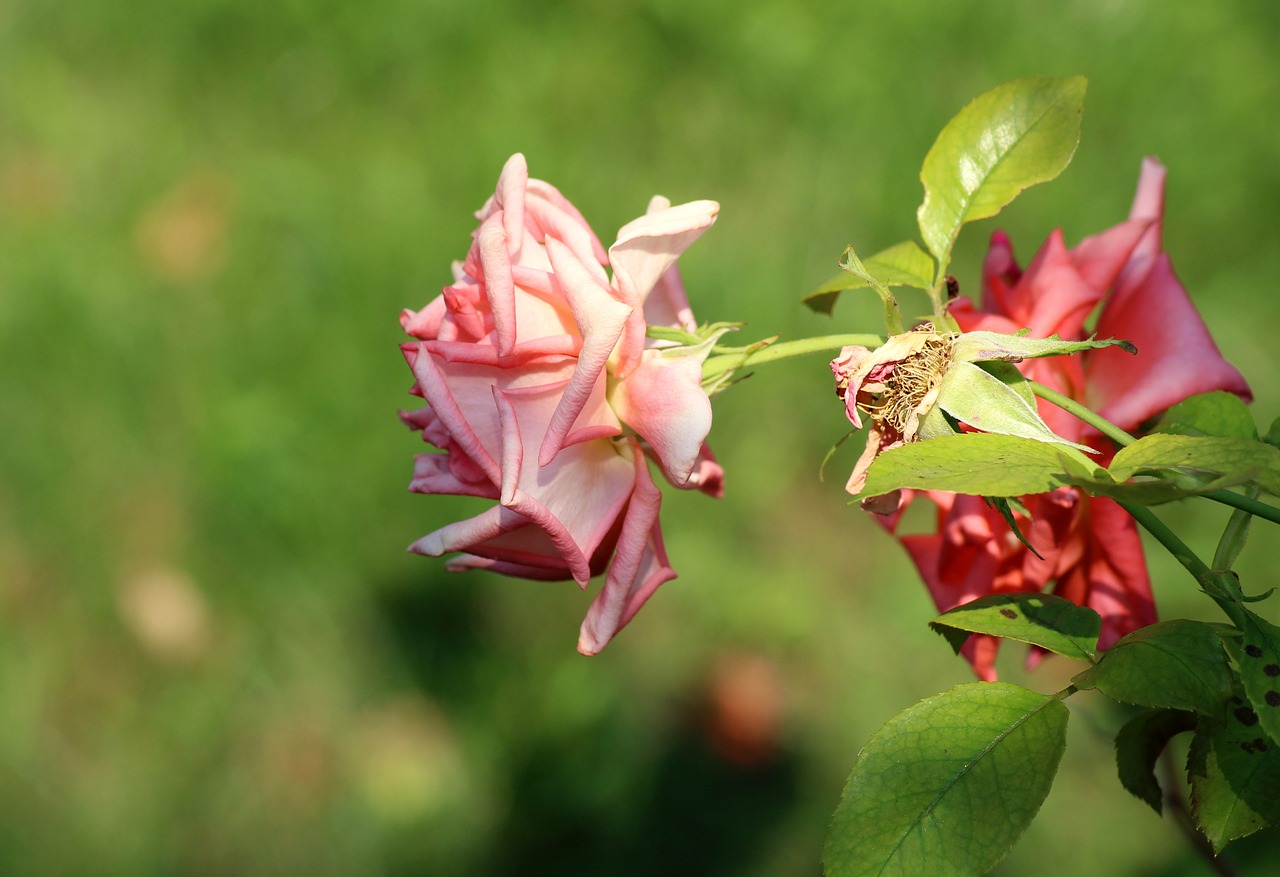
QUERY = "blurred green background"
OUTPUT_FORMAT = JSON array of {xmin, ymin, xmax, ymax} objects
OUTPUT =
[{"xmin": 2, "ymin": 1, "xmax": 1279, "ymax": 874}]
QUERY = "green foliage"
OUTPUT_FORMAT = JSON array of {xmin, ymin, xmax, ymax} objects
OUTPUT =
[
  {"xmin": 1072, "ymin": 620, "xmax": 1235, "ymax": 716},
  {"xmin": 1067, "ymin": 468, "xmax": 1252, "ymax": 506},
  {"xmin": 1222, "ymin": 608, "xmax": 1280, "ymax": 748},
  {"xmin": 802, "ymin": 241, "xmax": 932, "ymax": 318},
  {"xmin": 930, "ymin": 593, "xmax": 1100, "ymax": 663},
  {"xmin": 916, "ymin": 76, "xmax": 1087, "ymax": 271},
  {"xmin": 1109, "ymin": 434, "xmax": 1280, "ymax": 498},
  {"xmin": 863, "ymin": 424, "xmax": 1280, "ymax": 510},
  {"xmin": 825, "ymin": 683, "xmax": 1068, "ymax": 877},
  {"xmin": 1156, "ymin": 391, "xmax": 1258, "ymax": 441},
  {"xmin": 1114, "ymin": 709, "xmax": 1198, "ymax": 814},
  {"xmin": 936, "ymin": 361, "xmax": 1094, "ymax": 452},
  {"xmin": 833, "ymin": 245, "xmax": 905, "ymax": 333},
  {"xmin": 1188, "ymin": 699, "xmax": 1280, "ymax": 853},
  {"xmin": 863, "ymin": 433, "xmax": 1091, "ymax": 497},
  {"xmin": 951, "ymin": 330, "xmax": 1135, "ymax": 363}
]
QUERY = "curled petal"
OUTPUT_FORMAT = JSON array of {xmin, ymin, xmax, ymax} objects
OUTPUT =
[
  {"xmin": 638, "ymin": 195, "xmax": 698, "ymax": 332},
  {"xmin": 682, "ymin": 443, "xmax": 725, "ymax": 499},
  {"xmin": 490, "ymin": 153, "xmax": 528, "ymax": 260},
  {"xmin": 400, "ymin": 297, "xmax": 448, "ymax": 340},
  {"xmin": 525, "ymin": 187, "xmax": 611, "ymax": 287},
  {"xmin": 539, "ymin": 237, "xmax": 632, "ymax": 466},
  {"xmin": 477, "ymin": 215, "xmax": 517, "ymax": 356},
  {"xmin": 408, "ymin": 453, "xmax": 498, "ymax": 499},
  {"xmin": 844, "ymin": 421, "xmax": 908, "ymax": 496},
  {"xmin": 445, "ymin": 553, "xmax": 572, "ymax": 580},
  {"xmin": 578, "ymin": 442, "xmax": 676, "ymax": 655},
  {"xmin": 405, "ymin": 344, "xmax": 502, "ymax": 485},
  {"xmin": 608, "ymin": 199, "xmax": 720, "ymax": 376},
  {"xmin": 610, "ymin": 349, "xmax": 713, "ymax": 487}
]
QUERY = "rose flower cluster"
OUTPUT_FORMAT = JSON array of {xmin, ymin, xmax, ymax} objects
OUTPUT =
[
  {"xmin": 858, "ymin": 159, "xmax": 1251, "ymax": 679},
  {"xmin": 399, "ymin": 154, "xmax": 721, "ymax": 655}
]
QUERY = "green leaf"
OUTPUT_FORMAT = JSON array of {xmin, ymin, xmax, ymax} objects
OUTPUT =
[
  {"xmin": 930, "ymin": 593, "xmax": 1100, "ymax": 663},
  {"xmin": 836, "ymin": 245, "xmax": 905, "ymax": 334},
  {"xmin": 1114, "ymin": 709, "xmax": 1198, "ymax": 814},
  {"xmin": 1265, "ymin": 415, "xmax": 1280, "ymax": 450},
  {"xmin": 825, "ymin": 682, "xmax": 1068, "ymax": 877},
  {"xmin": 1155, "ymin": 391, "xmax": 1257, "ymax": 441},
  {"xmin": 864, "ymin": 433, "xmax": 1095, "ymax": 498},
  {"xmin": 1066, "ymin": 468, "xmax": 1255, "ymax": 506},
  {"xmin": 1072, "ymin": 620, "xmax": 1234, "ymax": 715},
  {"xmin": 989, "ymin": 496, "xmax": 1042, "ymax": 558},
  {"xmin": 936, "ymin": 361, "xmax": 1095, "ymax": 452},
  {"xmin": 1110, "ymin": 434, "xmax": 1280, "ymax": 498},
  {"xmin": 974, "ymin": 360, "xmax": 1037, "ymax": 409},
  {"xmin": 803, "ymin": 240, "xmax": 934, "ymax": 315},
  {"xmin": 952, "ymin": 330, "xmax": 1135, "ymax": 364},
  {"xmin": 1222, "ymin": 608, "xmax": 1280, "ymax": 747},
  {"xmin": 917, "ymin": 76, "xmax": 1087, "ymax": 266},
  {"xmin": 1188, "ymin": 701, "xmax": 1280, "ymax": 853}
]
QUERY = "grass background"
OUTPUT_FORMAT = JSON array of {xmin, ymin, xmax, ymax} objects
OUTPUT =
[{"xmin": 2, "ymin": 1, "xmax": 1279, "ymax": 874}]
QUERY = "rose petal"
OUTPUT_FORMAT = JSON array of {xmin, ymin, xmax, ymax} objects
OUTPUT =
[
  {"xmin": 610, "ymin": 349, "xmax": 713, "ymax": 487},
  {"xmin": 578, "ymin": 442, "xmax": 676, "ymax": 655},
  {"xmin": 538, "ymin": 237, "xmax": 632, "ymax": 466},
  {"xmin": 608, "ymin": 200, "xmax": 720, "ymax": 376},
  {"xmin": 1086, "ymin": 253, "xmax": 1251, "ymax": 431}
]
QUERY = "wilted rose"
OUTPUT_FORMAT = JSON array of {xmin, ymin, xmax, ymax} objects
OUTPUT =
[{"xmin": 400, "ymin": 154, "xmax": 721, "ymax": 654}]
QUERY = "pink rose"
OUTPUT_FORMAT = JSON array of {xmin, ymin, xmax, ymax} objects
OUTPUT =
[
  {"xmin": 880, "ymin": 158, "xmax": 1251, "ymax": 680},
  {"xmin": 399, "ymin": 154, "xmax": 721, "ymax": 655}
]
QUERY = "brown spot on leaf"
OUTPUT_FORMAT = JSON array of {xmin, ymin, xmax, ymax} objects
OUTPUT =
[
  {"xmin": 999, "ymin": 608, "xmax": 1018, "ymax": 619},
  {"xmin": 1245, "ymin": 644, "xmax": 1264, "ymax": 658},
  {"xmin": 1265, "ymin": 664, "xmax": 1280, "ymax": 677},
  {"xmin": 1254, "ymin": 738, "xmax": 1269, "ymax": 752},
  {"xmin": 1235, "ymin": 706, "xmax": 1260, "ymax": 725},
  {"xmin": 1266, "ymin": 691, "xmax": 1280, "ymax": 707}
]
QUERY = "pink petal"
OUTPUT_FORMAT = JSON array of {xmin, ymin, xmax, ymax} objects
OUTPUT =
[
  {"xmin": 444, "ymin": 553, "xmax": 572, "ymax": 580},
  {"xmin": 683, "ymin": 443, "xmax": 725, "ymax": 499},
  {"xmin": 538, "ymin": 237, "xmax": 633, "ymax": 466},
  {"xmin": 1000, "ymin": 230, "xmax": 1107, "ymax": 340},
  {"xmin": 608, "ymin": 199, "xmax": 720, "ymax": 376},
  {"xmin": 578, "ymin": 443, "xmax": 676, "ymax": 655},
  {"xmin": 408, "ymin": 453, "xmax": 499, "ymax": 499},
  {"xmin": 637, "ymin": 195, "xmax": 698, "ymax": 331},
  {"xmin": 610, "ymin": 349, "xmax": 712, "ymax": 487},
  {"xmin": 490, "ymin": 153, "xmax": 528, "ymax": 261},
  {"xmin": 405, "ymin": 343, "xmax": 502, "ymax": 485},
  {"xmin": 409, "ymin": 503, "xmax": 528, "ymax": 558},
  {"xmin": 526, "ymin": 178, "xmax": 610, "ymax": 266},
  {"xmin": 981, "ymin": 230, "xmax": 1024, "ymax": 319},
  {"xmin": 476, "ymin": 215, "xmax": 517, "ymax": 356},
  {"xmin": 496, "ymin": 380, "xmax": 635, "ymax": 565},
  {"xmin": 524, "ymin": 187, "xmax": 611, "ymax": 288},
  {"xmin": 1086, "ymin": 253, "xmax": 1251, "ymax": 431},
  {"xmin": 400, "ymin": 296, "xmax": 447, "ymax": 340},
  {"xmin": 1070, "ymin": 218, "xmax": 1152, "ymax": 292},
  {"xmin": 489, "ymin": 387, "xmax": 593, "ymax": 585},
  {"xmin": 1052, "ymin": 497, "xmax": 1156, "ymax": 650}
]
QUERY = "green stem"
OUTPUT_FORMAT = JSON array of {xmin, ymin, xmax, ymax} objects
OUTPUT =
[
  {"xmin": 701, "ymin": 333, "xmax": 883, "ymax": 380},
  {"xmin": 1117, "ymin": 500, "xmax": 1212, "ymax": 584},
  {"xmin": 1028, "ymin": 382, "xmax": 1136, "ymax": 447},
  {"xmin": 1203, "ymin": 488, "xmax": 1280, "ymax": 527}
]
